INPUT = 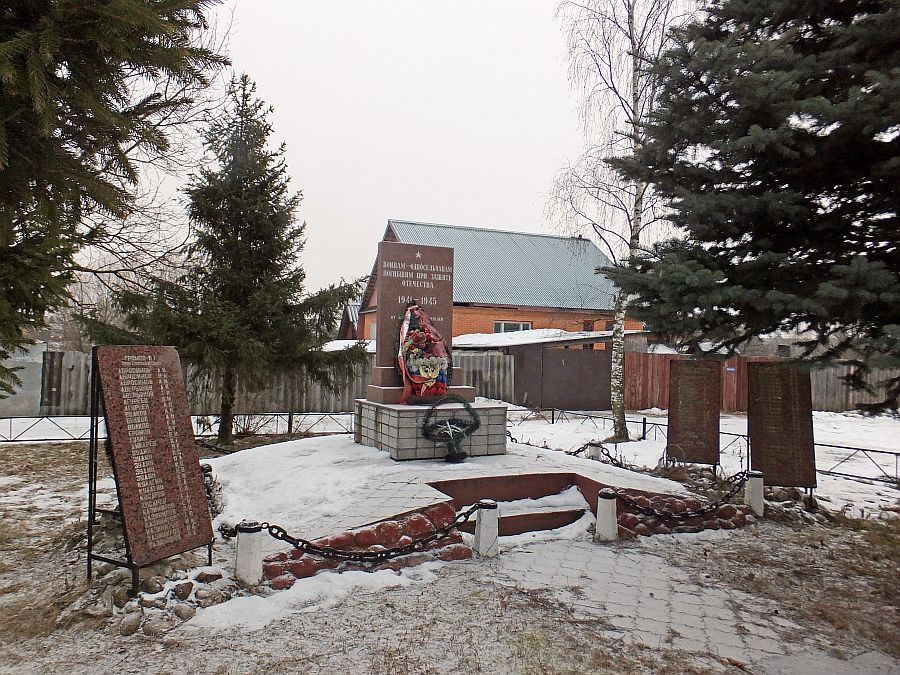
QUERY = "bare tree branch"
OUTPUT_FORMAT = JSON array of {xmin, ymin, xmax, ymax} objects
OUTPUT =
[{"xmin": 548, "ymin": 0, "xmax": 696, "ymax": 439}]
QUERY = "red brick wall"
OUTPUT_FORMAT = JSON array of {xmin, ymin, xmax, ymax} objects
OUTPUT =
[
  {"xmin": 453, "ymin": 306, "xmax": 643, "ymax": 336},
  {"xmin": 356, "ymin": 305, "xmax": 642, "ymax": 340}
]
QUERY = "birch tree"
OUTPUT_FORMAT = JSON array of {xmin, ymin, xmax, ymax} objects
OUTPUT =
[{"xmin": 550, "ymin": 0, "xmax": 690, "ymax": 440}]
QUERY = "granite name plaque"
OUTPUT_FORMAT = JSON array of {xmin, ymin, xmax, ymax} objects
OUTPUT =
[
  {"xmin": 374, "ymin": 241, "xmax": 454, "ymax": 370},
  {"xmin": 96, "ymin": 346, "xmax": 213, "ymax": 566},
  {"xmin": 747, "ymin": 362, "xmax": 816, "ymax": 488},
  {"xmin": 666, "ymin": 360, "xmax": 722, "ymax": 465}
]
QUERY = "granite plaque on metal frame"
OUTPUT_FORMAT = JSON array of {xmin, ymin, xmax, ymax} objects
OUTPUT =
[
  {"xmin": 96, "ymin": 346, "xmax": 213, "ymax": 566},
  {"xmin": 666, "ymin": 360, "xmax": 722, "ymax": 465},
  {"xmin": 747, "ymin": 362, "xmax": 817, "ymax": 488},
  {"xmin": 374, "ymin": 241, "xmax": 454, "ymax": 371}
]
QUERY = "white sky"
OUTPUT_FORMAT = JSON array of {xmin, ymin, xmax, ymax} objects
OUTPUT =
[{"xmin": 213, "ymin": 0, "xmax": 585, "ymax": 293}]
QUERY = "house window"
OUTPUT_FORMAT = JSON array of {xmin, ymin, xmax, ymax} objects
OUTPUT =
[
  {"xmin": 493, "ymin": 321, "xmax": 532, "ymax": 333},
  {"xmin": 368, "ymin": 322, "xmax": 377, "ymax": 339},
  {"xmin": 776, "ymin": 344, "xmax": 791, "ymax": 358}
]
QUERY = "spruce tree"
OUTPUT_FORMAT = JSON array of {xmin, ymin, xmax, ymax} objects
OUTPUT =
[
  {"xmin": 0, "ymin": 0, "xmax": 224, "ymax": 393},
  {"xmin": 98, "ymin": 75, "xmax": 365, "ymax": 444},
  {"xmin": 609, "ymin": 0, "xmax": 900, "ymax": 412}
]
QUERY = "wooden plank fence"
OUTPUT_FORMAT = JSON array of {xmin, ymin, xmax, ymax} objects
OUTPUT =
[
  {"xmin": 0, "ymin": 351, "xmax": 515, "ymax": 417},
  {"xmin": 625, "ymin": 352, "xmax": 899, "ymax": 413},
  {"xmin": 810, "ymin": 364, "xmax": 900, "ymax": 412},
  {"xmin": 0, "ymin": 348, "xmax": 893, "ymax": 417}
]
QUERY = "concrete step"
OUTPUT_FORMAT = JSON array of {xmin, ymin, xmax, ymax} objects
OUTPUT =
[{"xmin": 457, "ymin": 507, "xmax": 586, "ymax": 537}]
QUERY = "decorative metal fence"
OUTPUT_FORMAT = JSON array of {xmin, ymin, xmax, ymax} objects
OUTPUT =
[{"xmin": 516, "ymin": 408, "xmax": 900, "ymax": 485}]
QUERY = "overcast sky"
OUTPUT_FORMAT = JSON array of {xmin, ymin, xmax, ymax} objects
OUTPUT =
[{"xmin": 213, "ymin": 1, "xmax": 585, "ymax": 293}]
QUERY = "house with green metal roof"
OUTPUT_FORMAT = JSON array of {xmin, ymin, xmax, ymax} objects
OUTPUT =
[{"xmin": 348, "ymin": 220, "xmax": 643, "ymax": 341}]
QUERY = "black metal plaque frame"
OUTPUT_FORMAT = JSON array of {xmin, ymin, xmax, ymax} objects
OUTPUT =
[{"xmin": 86, "ymin": 347, "xmax": 212, "ymax": 596}]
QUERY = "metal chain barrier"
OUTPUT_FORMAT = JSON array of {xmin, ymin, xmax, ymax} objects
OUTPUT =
[
  {"xmin": 510, "ymin": 434, "xmax": 630, "ymax": 470},
  {"xmin": 504, "ymin": 433, "xmax": 748, "ymax": 519},
  {"xmin": 615, "ymin": 471, "xmax": 749, "ymax": 521},
  {"xmin": 221, "ymin": 501, "xmax": 490, "ymax": 564},
  {"xmin": 566, "ymin": 441, "xmax": 631, "ymax": 469}
]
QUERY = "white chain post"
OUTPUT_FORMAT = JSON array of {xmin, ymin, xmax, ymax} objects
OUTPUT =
[
  {"xmin": 589, "ymin": 444, "xmax": 601, "ymax": 461},
  {"xmin": 474, "ymin": 499, "xmax": 499, "ymax": 557},
  {"xmin": 595, "ymin": 488, "xmax": 618, "ymax": 542},
  {"xmin": 234, "ymin": 521, "xmax": 265, "ymax": 586},
  {"xmin": 744, "ymin": 470, "xmax": 764, "ymax": 517}
]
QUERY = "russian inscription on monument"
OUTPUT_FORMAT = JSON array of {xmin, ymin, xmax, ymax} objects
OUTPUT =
[
  {"xmin": 374, "ymin": 241, "xmax": 454, "ymax": 372},
  {"xmin": 666, "ymin": 360, "xmax": 722, "ymax": 465},
  {"xmin": 96, "ymin": 346, "xmax": 213, "ymax": 566},
  {"xmin": 747, "ymin": 362, "xmax": 816, "ymax": 488}
]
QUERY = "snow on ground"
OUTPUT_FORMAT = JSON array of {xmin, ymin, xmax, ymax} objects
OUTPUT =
[
  {"xmin": 189, "ymin": 563, "xmax": 442, "ymax": 632},
  {"xmin": 207, "ymin": 434, "xmax": 688, "ymax": 547},
  {"xmin": 508, "ymin": 409, "xmax": 900, "ymax": 517},
  {"xmin": 193, "ymin": 406, "xmax": 897, "ymax": 635},
  {"xmin": 474, "ymin": 485, "xmax": 589, "ymax": 515},
  {"xmin": 1, "ymin": 408, "xmax": 899, "ymax": 672},
  {"xmin": 195, "ymin": 434, "xmax": 689, "ymax": 631}
]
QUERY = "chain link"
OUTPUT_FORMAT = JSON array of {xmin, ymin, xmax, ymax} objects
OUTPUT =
[
  {"xmin": 565, "ymin": 441, "xmax": 631, "ymax": 469},
  {"xmin": 615, "ymin": 471, "xmax": 749, "ymax": 520},
  {"xmin": 222, "ymin": 502, "xmax": 487, "ymax": 564}
]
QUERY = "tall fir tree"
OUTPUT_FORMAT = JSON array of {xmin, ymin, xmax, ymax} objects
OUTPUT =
[
  {"xmin": 609, "ymin": 0, "xmax": 900, "ymax": 412},
  {"xmin": 0, "ymin": 0, "xmax": 224, "ymax": 394},
  {"xmin": 90, "ymin": 75, "xmax": 365, "ymax": 443}
]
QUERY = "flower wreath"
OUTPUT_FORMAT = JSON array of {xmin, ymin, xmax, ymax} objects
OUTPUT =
[{"xmin": 398, "ymin": 302, "xmax": 450, "ymax": 404}]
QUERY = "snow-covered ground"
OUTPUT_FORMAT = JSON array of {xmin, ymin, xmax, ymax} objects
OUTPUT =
[
  {"xmin": 1, "ymin": 407, "xmax": 899, "ymax": 673},
  {"xmin": 3, "ymin": 403, "xmax": 897, "ymax": 517},
  {"xmin": 506, "ymin": 407, "xmax": 900, "ymax": 518},
  {"xmin": 207, "ymin": 434, "xmax": 687, "ymax": 551},
  {"xmin": 184, "ymin": 407, "xmax": 899, "ymax": 634}
]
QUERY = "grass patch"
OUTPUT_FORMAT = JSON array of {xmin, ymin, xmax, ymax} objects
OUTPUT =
[
  {"xmin": 0, "ymin": 590, "xmax": 80, "ymax": 645},
  {"xmin": 0, "ymin": 441, "xmax": 91, "ymax": 481}
]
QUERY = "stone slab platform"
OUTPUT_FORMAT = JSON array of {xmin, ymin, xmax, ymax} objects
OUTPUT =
[
  {"xmin": 365, "ymin": 384, "xmax": 476, "ymax": 404},
  {"xmin": 354, "ymin": 398, "xmax": 507, "ymax": 460}
]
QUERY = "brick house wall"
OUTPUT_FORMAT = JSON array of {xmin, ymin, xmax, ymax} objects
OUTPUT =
[{"xmin": 357, "ymin": 305, "xmax": 643, "ymax": 340}]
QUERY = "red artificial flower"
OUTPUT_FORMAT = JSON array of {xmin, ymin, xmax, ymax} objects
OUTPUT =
[{"xmin": 421, "ymin": 381, "xmax": 447, "ymax": 397}]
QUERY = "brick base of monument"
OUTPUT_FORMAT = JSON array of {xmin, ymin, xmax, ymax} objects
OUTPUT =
[
  {"xmin": 262, "ymin": 502, "xmax": 471, "ymax": 590},
  {"xmin": 354, "ymin": 398, "xmax": 507, "ymax": 460}
]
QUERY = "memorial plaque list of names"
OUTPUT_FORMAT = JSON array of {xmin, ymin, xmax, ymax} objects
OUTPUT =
[{"xmin": 97, "ymin": 346, "xmax": 212, "ymax": 567}]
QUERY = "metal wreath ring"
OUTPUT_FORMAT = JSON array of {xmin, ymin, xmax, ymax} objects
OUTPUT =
[
  {"xmin": 421, "ymin": 395, "xmax": 481, "ymax": 438},
  {"xmin": 421, "ymin": 395, "xmax": 481, "ymax": 462}
]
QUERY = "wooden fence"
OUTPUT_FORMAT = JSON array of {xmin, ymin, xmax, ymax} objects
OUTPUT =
[
  {"xmin": 0, "ymin": 351, "xmax": 515, "ymax": 417},
  {"xmin": 625, "ymin": 352, "xmax": 899, "ymax": 413},
  {"xmin": 188, "ymin": 352, "xmax": 514, "ymax": 414},
  {"xmin": 0, "ymin": 348, "xmax": 892, "ymax": 417},
  {"xmin": 809, "ymin": 364, "xmax": 900, "ymax": 412}
]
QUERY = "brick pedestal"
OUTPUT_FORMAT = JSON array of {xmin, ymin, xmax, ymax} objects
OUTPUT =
[{"xmin": 354, "ymin": 399, "xmax": 507, "ymax": 460}]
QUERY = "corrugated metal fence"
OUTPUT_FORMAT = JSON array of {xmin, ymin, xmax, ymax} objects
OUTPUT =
[{"xmin": 0, "ymin": 351, "xmax": 515, "ymax": 417}]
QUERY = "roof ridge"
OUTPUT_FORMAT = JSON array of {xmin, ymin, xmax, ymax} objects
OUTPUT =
[{"xmin": 387, "ymin": 219, "xmax": 590, "ymax": 242}]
